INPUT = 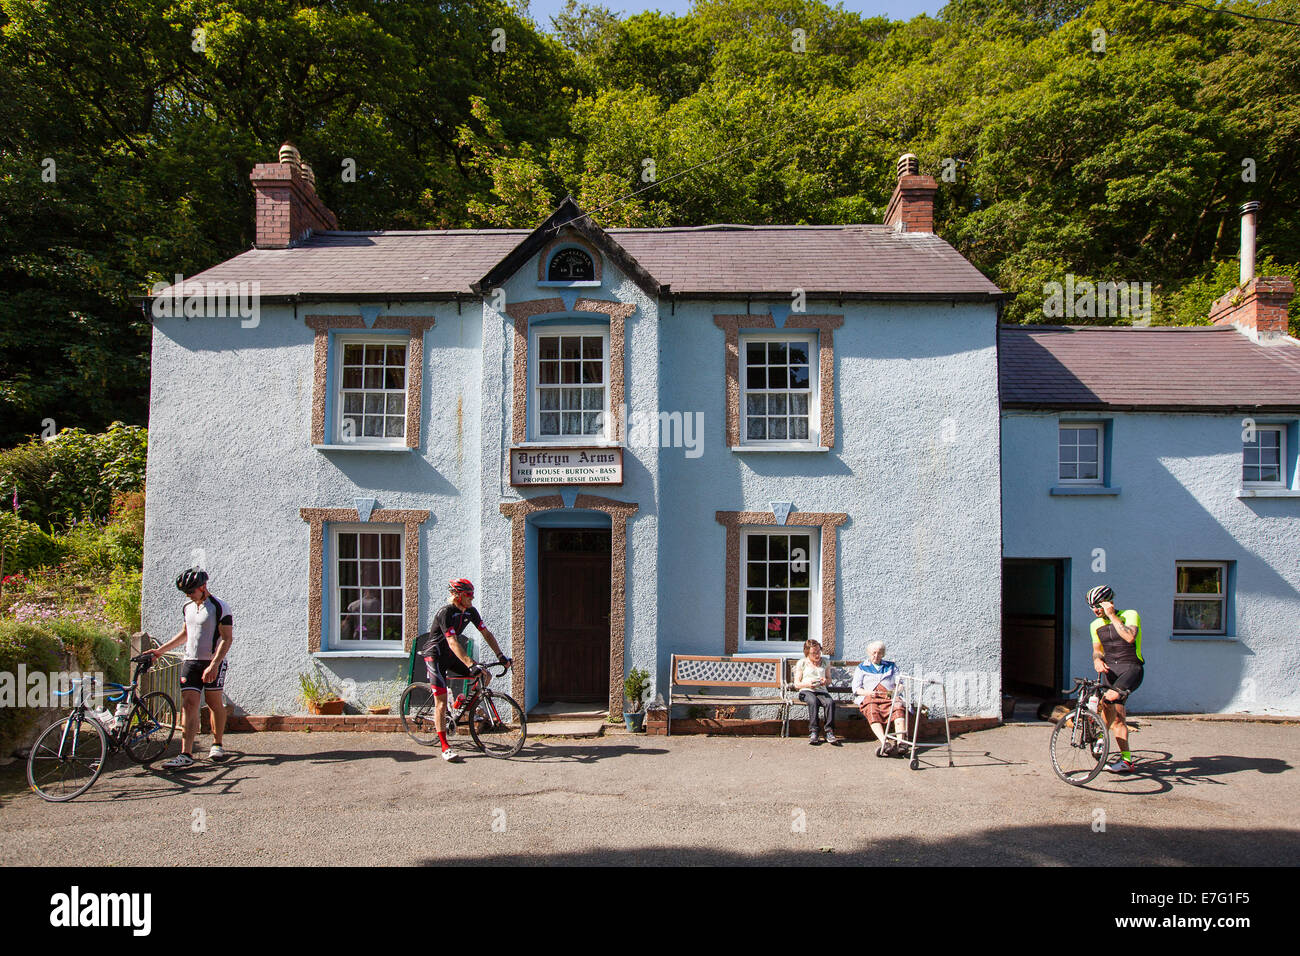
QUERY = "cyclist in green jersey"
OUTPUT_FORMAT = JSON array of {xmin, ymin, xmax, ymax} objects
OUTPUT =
[{"xmin": 1086, "ymin": 585, "xmax": 1143, "ymax": 772}]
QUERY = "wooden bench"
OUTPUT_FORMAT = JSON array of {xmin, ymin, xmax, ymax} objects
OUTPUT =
[
  {"xmin": 667, "ymin": 654, "xmax": 787, "ymax": 736},
  {"xmin": 782, "ymin": 659, "xmax": 862, "ymax": 737}
]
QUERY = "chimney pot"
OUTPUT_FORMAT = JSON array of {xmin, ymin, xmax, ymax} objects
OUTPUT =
[
  {"xmin": 1239, "ymin": 200, "xmax": 1260, "ymax": 287},
  {"xmin": 898, "ymin": 153, "xmax": 920, "ymax": 179},
  {"xmin": 278, "ymin": 143, "xmax": 301, "ymax": 168}
]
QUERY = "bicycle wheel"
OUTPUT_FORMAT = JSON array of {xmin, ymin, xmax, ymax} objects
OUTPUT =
[
  {"xmin": 27, "ymin": 714, "xmax": 108, "ymax": 802},
  {"xmin": 123, "ymin": 692, "xmax": 177, "ymax": 763},
  {"xmin": 1050, "ymin": 708, "xmax": 1108, "ymax": 785},
  {"xmin": 399, "ymin": 682, "xmax": 442, "ymax": 746},
  {"xmin": 468, "ymin": 691, "xmax": 526, "ymax": 758}
]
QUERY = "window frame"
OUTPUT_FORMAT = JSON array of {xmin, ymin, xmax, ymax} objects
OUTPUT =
[
  {"xmin": 738, "ymin": 332, "xmax": 820, "ymax": 448},
  {"xmin": 529, "ymin": 323, "xmax": 612, "ymax": 444},
  {"xmin": 1242, "ymin": 425, "xmax": 1286, "ymax": 488},
  {"xmin": 1173, "ymin": 561, "xmax": 1229, "ymax": 637},
  {"xmin": 738, "ymin": 526, "xmax": 821, "ymax": 653},
  {"xmin": 1058, "ymin": 422, "xmax": 1105, "ymax": 485},
  {"xmin": 333, "ymin": 333, "xmax": 409, "ymax": 447},
  {"xmin": 327, "ymin": 522, "xmax": 407, "ymax": 651}
]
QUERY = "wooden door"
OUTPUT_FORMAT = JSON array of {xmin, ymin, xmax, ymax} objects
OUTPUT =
[{"xmin": 538, "ymin": 529, "xmax": 611, "ymax": 702}]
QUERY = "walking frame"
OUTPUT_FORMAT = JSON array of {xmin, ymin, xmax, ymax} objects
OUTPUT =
[{"xmin": 883, "ymin": 672, "xmax": 954, "ymax": 770}]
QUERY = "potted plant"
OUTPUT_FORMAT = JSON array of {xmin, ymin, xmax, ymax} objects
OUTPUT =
[
  {"xmin": 367, "ymin": 680, "xmax": 402, "ymax": 715},
  {"xmin": 299, "ymin": 672, "xmax": 345, "ymax": 715},
  {"xmin": 622, "ymin": 667, "xmax": 650, "ymax": 732}
]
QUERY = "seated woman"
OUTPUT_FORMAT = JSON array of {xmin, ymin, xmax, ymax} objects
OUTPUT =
[
  {"xmin": 792, "ymin": 639, "xmax": 839, "ymax": 746},
  {"xmin": 853, "ymin": 641, "xmax": 908, "ymax": 756}
]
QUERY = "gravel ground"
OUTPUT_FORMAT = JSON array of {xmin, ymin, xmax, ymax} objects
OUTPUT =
[{"xmin": 1, "ymin": 719, "xmax": 1297, "ymax": 866}]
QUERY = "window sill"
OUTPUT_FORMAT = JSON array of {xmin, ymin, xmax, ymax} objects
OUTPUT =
[
  {"xmin": 515, "ymin": 440, "xmax": 621, "ymax": 448},
  {"xmin": 1236, "ymin": 488, "xmax": 1300, "ymax": 498},
  {"xmin": 731, "ymin": 444, "xmax": 829, "ymax": 453},
  {"xmin": 1169, "ymin": 634, "xmax": 1239, "ymax": 642},
  {"xmin": 1049, "ymin": 486, "xmax": 1120, "ymax": 496},
  {"xmin": 312, "ymin": 650, "xmax": 409, "ymax": 659},
  {"xmin": 313, "ymin": 444, "xmax": 413, "ymax": 453}
]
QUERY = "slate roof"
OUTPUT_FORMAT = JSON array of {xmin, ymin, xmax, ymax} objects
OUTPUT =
[
  {"xmin": 156, "ymin": 224, "xmax": 1003, "ymax": 300},
  {"xmin": 999, "ymin": 325, "xmax": 1300, "ymax": 411}
]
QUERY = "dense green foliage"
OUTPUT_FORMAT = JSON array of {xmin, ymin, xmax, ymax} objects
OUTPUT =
[
  {"xmin": 2, "ymin": 0, "xmax": 1298, "ymax": 446},
  {"xmin": 0, "ymin": 424, "xmax": 147, "ymax": 530}
]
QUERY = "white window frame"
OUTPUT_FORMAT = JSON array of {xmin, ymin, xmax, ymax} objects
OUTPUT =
[
  {"xmin": 529, "ymin": 324, "xmax": 611, "ymax": 444},
  {"xmin": 328, "ymin": 523, "xmax": 406, "ymax": 651},
  {"xmin": 334, "ymin": 334, "xmax": 408, "ymax": 446},
  {"xmin": 739, "ymin": 333, "xmax": 820, "ymax": 448},
  {"xmin": 1173, "ymin": 561, "xmax": 1228, "ymax": 636},
  {"xmin": 1242, "ymin": 425, "xmax": 1286, "ymax": 488},
  {"xmin": 1058, "ymin": 422, "xmax": 1104, "ymax": 485},
  {"xmin": 738, "ymin": 526, "xmax": 821, "ymax": 653}
]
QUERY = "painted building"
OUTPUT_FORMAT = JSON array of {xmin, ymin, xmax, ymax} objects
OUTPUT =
[{"xmin": 142, "ymin": 147, "xmax": 1300, "ymax": 718}]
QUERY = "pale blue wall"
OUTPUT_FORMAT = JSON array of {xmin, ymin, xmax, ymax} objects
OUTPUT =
[{"xmin": 1001, "ymin": 411, "xmax": 1300, "ymax": 714}]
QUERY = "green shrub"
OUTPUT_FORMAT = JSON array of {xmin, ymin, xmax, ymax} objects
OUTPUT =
[
  {"xmin": 102, "ymin": 567, "xmax": 142, "ymax": 632},
  {"xmin": 58, "ymin": 520, "xmax": 115, "ymax": 571},
  {"xmin": 0, "ymin": 423, "xmax": 147, "ymax": 531},
  {"xmin": 0, "ymin": 620, "xmax": 65, "ymax": 755},
  {"xmin": 0, "ymin": 513, "xmax": 66, "ymax": 574},
  {"xmin": 44, "ymin": 619, "xmax": 128, "ymax": 684}
]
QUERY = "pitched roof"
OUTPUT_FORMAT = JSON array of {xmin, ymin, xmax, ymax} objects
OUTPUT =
[
  {"xmin": 999, "ymin": 325, "xmax": 1300, "ymax": 411},
  {"xmin": 153, "ymin": 223, "xmax": 1002, "ymax": 301}
]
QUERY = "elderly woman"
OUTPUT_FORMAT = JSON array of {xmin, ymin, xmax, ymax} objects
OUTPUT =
[
  {"xmin": 852, "ymin": 641, "xmax": 908, "ymax": 757},
  {"xmin": 792, "ymin": 639, "xmax": 839, "ymax": 745}
]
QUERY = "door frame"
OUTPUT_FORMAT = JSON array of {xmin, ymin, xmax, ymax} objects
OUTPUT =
[{"xmin": 499, "ymin": 494, "xmax": 638, "ymax": 718}]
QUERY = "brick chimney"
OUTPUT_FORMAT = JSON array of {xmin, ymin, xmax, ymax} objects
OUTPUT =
[
  {"xmin": 1209, "ymin": 202, "xmax": 1294, "ymax": 343},
  {"xmin": 883, "ymin": 153, "xmax": 937, "ymax": 234},
  {"xmin": 249, "ymin": 143, "xmax": 339, "ymax": 249}
]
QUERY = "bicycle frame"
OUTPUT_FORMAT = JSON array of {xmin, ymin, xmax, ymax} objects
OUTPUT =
[{"xmin": 51, "ymin": 655, "xmax": 167, "ymax": 753}]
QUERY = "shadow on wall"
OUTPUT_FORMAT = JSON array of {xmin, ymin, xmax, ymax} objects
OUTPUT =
[{"xmin": 414, "ymin": 823, "xmax": 1300, "ymax": 866}]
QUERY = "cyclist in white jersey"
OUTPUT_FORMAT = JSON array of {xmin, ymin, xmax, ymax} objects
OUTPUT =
[{"xmin": 148, "ymin": 568, "xmax": 233, "ymax": 769}]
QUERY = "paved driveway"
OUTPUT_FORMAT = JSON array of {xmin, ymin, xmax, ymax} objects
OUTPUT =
[{"xmin": 1, "ymin": 720, "xmax": 1296, "ymax": 865}]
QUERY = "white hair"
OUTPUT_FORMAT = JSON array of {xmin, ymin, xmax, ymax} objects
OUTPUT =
[{"xmin": 866, "ymin": 640, "xmax": 886, "ymax": 655}]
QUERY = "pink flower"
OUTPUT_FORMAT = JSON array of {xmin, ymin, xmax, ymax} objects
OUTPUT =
[{"xmin": 768, "ymin": 618, "xmax": 782, "ymax": 633}]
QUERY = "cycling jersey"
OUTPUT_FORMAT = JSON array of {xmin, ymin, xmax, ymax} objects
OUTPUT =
[
  {"xmin": 416, "ymin": 604, "xmax": 485, "ymax": 657},
  {"xmin": 182, "ymin": 595, "xmax": 232, "ymax": 661},
  {"xmin": 1091, "ymin": 609, "xmax": 1143, "ymax": 668}
]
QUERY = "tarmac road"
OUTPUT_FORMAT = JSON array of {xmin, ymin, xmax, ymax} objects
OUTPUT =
[{"xmin": 1, "ymin": 719, "xmax": 1296, "ymax": 866}]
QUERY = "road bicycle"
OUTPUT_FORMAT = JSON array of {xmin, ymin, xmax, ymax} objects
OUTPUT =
[
  {"xmin": 26, "ymin": 653, "xmax": 178, "ymax": 801},
  {"xmin": 399, "ymin": 660, "xmax": 526, "ymax": 757},
  {"xmin": 1049, "ymin": 676, "xmax": 1110, "ymax": 785}
]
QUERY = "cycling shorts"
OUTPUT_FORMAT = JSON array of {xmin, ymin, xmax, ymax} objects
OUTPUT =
[
  {"xmin": 1102, "ymin": 663, "xmax": 1143, "ymax": 701},
  {"xmin": 423, "ymin": 648, "xmax": 472, "ymax": 694},
  {"xmin": 180, "ymin": 659, "xmax": 227, "ymax": 693}
]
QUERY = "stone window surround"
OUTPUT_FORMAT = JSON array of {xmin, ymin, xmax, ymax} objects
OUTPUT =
[
  {"xmin": 713, "ymin": 314, "xmax": 843, "ymax": 449},
  {"xmin": 299, "ymin": 507, "xmax": 430, "ymax": 654},
  {"xmin": 715, "ymin": 511, "xmax": 848, "ymax": 655},
  {"xmin": 506, "ymin": 298, "xmax": 633, "ymax": 445},
  {"xmin": 499, "ymin": 494, "xmax": 639, "ymax": 718},
  {"xmin": 537, "ymin": 234, "xmax": 603, "ymax": 283},
  {"xmin": 306, "ymin": 315, "xmax": 437, "ymax": 448}
]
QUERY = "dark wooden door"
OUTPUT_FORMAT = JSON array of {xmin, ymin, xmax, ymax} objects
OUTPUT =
[{"xmin": 538, "ymin": 529, "xmax": 611, "ymax": 702}]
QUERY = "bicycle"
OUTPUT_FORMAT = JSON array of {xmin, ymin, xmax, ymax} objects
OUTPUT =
[
  {"xmin": 399, "ymin": 660, "xmax": 526, "ymax": 757},
  {"xmin": 26, "ymin": 653, "xmax": 179, "ymax": 802},
  {"xmin": 1049, "ymin": 676, "xmax": 1110, "ymax": 785}
]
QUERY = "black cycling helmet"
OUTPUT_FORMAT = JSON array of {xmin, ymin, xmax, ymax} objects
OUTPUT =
[
  {"xmin": 176, "ymin": 567, "xmax": 209, "ymax": 593},
  {"xmin": 1086, "ymin": 585, "xmax": 1114, "ymax": 608}
]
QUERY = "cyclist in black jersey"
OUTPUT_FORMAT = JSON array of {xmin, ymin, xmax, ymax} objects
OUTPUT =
[
  {"xmin": 1086, "ymin": 585, "xmax": 1143, "ymax": 773},
  {"xmin": 418, "ymin": 578, "xmax": 510, "ymax": 762}
]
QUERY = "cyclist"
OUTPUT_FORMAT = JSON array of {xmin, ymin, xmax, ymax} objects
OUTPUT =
[
  {"xmin": 416, "ymin": 579, "xmax": 509, "ymax": 762},
  {"xmin": 148, "ymin": 568, "xmax": 234, "ymax": 770},
  {"xmin": 1086, "ymin": 585, "xmax": 1143, "ymax": 772}
]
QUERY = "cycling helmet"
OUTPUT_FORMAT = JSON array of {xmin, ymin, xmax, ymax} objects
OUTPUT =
[
  {"xmin": 1086, "ymin": 585, "xmax": 1114, "ymax": 608},
  {"xmin": 449, "ymin": 578, "xmax": 475, "ymax": 596},
  {"xmin": 176, "ymin": 567, "xmax": 209, "ymax": 593}
]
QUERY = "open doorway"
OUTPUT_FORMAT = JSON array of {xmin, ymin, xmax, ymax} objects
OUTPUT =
[{"xmin": 1002, "ymin": 559, "xmax": 1066, "ymax": 699}]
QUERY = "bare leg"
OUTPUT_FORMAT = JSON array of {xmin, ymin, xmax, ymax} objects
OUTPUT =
[
  {"xmin": 869, "ymin": 721, "xmax": 888, "ymax": 746},
  {"xmin": 180, "ymin": 692, "xmax": 201, "ymax": 755},
  {"xmin": 205, "ymin": 689, "xmax": 226, "ymax": 746}
]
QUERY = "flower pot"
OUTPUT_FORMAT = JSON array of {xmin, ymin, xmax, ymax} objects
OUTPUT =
[
  {"xmin": 367, "ymin": 706, "xmax": 391, "ymax": 715},
  {"xmin": 309, "ymin": 698, "xmax": 346, "ymax": 716},
  {"xmin": 623, "ymin": 711, "xmax": 645, "ymax": 732}
]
